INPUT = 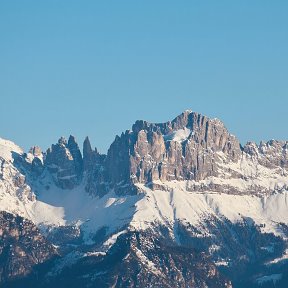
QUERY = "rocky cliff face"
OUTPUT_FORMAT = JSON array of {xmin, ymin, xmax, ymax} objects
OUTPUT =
[
  {"xmin": 33, "ymin": 110, "xmax": 287, "ymax": 196},
  {"xmin": 105, "ymin": 110, "xmax": 242, "ymax": 194},
  {"xmin": 82, "ymin": 136, "xmax": 107, "ymax": 196},
  {"xmin": 42, "ymin": 136, "xmax": 107, "ymax": 194},
  {"xmin": 244, "ymin": 140, "xmax": 288, "ymax": 169},
  {"xmin": 45, "ymin": 136, "xmax": 83, "ymax": 189}
]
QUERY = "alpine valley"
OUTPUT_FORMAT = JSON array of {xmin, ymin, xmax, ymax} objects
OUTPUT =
[{"xmin": 0, "ymin": 110, "xmax": 288, "ymax": 288}]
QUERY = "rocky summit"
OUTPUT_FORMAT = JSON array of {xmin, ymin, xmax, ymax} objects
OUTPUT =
[{"xmin": 0, "ymin": 110, "xmax": 288, "ymax": 288}]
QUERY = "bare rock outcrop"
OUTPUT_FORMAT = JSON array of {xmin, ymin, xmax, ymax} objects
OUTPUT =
[
  {"xmin": 0, "ymin": 211, "xmax": 57, "ymax": 285},
  {"xmin": 244, "ymin": 140, "xmax": 288, "ymax": 169},
  {"xmin": 44, "ymin": 136, "xmax": 83, "ymax": 189},
  {"xmin": 26, "ymin": 110, "xmax": 286, "ymax": 197},
  {"xmin": 83, "ymin": 137, "xmax": 107, "ymax": 196},
  {"xmin": 105, "ymin": 110, "xmax": 242, "ymax": 194}
]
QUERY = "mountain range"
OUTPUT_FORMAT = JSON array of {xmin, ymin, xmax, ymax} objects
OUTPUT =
[{"xmin": 0, "ymin": 110, "xmax": 288, "ymax": 287}]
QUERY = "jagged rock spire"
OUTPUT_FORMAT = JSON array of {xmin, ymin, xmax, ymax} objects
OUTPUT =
[
  {"xmin": 83, "ymin": 136, "xmax": 93, "ymax": 158},
  {"xmin": 83, "ymin": 136, "xmax": 101, "ymax": 171},
  {"xmin": 58, "ymin": 136, "xmax": 67, "ymax": 146},
  {"xmin": 68, "ymin": 135, "xmax": 83, "ymax": 179},
  {"xmin": 45, "ymin": 135, "xmax": 83, "ymax": 189},
  {"xmin": 29, "ymin": 146, "xmax": 42, "ymax": 157}
]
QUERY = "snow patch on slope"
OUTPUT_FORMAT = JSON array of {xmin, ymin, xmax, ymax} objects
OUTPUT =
[
  {"xmin": 164, "ymin": 128, "xmax": 192, "ymax": 143},
  {"xmin": 267, "ymin": 249, "xmax": 288, "ymax": 265},
  {"xmin": 256, "ymin": 274, "xmax": 282, "ymax": 285},
  {"xmin": 134, "ymin": 247, "xmax": 163, "ymax": 276},
  {"xmin": 37, "ymin": 185, "xmax": 141, "ymax": 242}
]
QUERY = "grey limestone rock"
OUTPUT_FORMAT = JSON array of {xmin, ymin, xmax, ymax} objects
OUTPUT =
[
  {"xmin": 44, "ymin": 136, "xmax": 83, "ymax": 189},
  {"xmin": 83, "ymin": 137, "xmax": 107, "ymax": 196},
  {"xmin": 30, "ymin": 110, "xmax": 287, "ymax": 196},
  {"xmin": 105, "ymin": 110, "xmax": 242, "ymax": 193},
  {"xmin": 29, "ymin": 146, "xmax": 42, "ymax": 158},
  {"xmin": 244, "ymin": 140, "xmax": 288, "ymax": 169}
]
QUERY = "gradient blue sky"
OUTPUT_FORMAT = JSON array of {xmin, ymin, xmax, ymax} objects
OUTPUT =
[{"xmin": 0, "ymin": 1, "xmax": 287, "ymax": 153}]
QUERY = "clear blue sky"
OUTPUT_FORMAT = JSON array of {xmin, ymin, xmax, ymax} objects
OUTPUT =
[{"xmin": 0, "ymin": 1, "xmax": 287, "ymax": 153}]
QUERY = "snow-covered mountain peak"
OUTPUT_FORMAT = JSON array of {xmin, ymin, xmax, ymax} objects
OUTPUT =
[
  {"xmin": 0, "ymin": 137, "xmax": 23, "ymax": 162},
  {"xmin": 0, "ymin": 111, "xmax": 288, "ymax": 287}
]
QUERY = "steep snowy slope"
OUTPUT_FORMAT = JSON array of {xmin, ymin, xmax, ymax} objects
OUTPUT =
[
  {"xmin": 0, "ymin": 137, "xmax": 64, "ymax": 226},
  {"xmin": 133, "ymin": 183, "xmax": 288, "ymax": 237},
  {"xmin": 0, "ymin": 138, "xmax": 23, "ymax": 161},
  {"xmin": 0, "ymin": 137, "xmax": 138, "ymax": 242}
]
